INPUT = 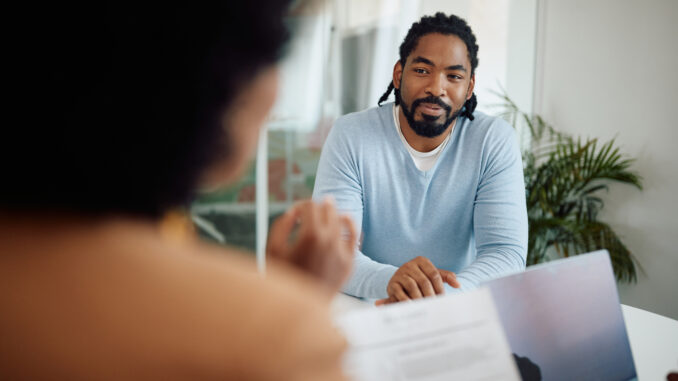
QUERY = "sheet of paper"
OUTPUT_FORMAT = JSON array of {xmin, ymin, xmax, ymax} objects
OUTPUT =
[{"xmin": 334, "ymin": 288, "xmax": 520, "ymax": 381}]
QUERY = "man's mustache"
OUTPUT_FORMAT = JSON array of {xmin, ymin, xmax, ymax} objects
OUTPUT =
[{"xmin": 412, "ymin": 96, "xmax": 452, "ymax": 113}]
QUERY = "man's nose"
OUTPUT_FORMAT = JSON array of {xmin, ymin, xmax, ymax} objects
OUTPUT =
[{"xmin": 425, "ymin": 73, "xmax": 446, "ymax": 97}]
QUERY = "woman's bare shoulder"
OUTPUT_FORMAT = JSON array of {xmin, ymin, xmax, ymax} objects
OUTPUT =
[{"xmin": 0, "ymin": 217, "xmax": 347, "ymax": 379}]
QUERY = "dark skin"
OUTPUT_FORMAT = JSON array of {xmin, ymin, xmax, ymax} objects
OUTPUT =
[{"xmin": 376, "ymin": 33, "xmax": 475, "ymax": 305}]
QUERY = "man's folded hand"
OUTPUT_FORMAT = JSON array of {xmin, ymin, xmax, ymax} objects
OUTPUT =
[{"xmin": 376, "ymin": 256, "xmax": 460, "ymax": 306}]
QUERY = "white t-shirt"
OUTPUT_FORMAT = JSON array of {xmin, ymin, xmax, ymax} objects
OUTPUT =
[{"xmin": 392, "ymin": 104, "xmax": 454, "ymax": 171}]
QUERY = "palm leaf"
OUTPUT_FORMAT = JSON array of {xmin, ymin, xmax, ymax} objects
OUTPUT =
[{"xmin": 497, "ymin": 92, "xmax": 643, "ymax": 283}]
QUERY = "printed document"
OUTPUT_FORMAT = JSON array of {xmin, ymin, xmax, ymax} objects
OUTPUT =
[{"xmin": 334, "ymin": 288, "xmax": 520, "ymax": 381}]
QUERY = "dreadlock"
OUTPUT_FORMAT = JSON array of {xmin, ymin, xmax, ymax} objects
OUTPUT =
[{"xmin": 377, "ymin": 12, "xmax": 479, "ymax": 121}]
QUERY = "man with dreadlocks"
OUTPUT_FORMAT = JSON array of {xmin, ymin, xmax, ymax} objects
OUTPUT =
[{"xmin": 313, "ymin": 13, "xmax": 527, "ymax": 304}]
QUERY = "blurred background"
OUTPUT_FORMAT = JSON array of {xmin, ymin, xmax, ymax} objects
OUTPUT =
[{"xmin": 190, "ymin": 0, "xmax": 678, "ymax": 320}]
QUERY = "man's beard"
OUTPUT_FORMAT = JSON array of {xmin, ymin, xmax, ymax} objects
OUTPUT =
[{"xmin": 399, "ymin": 94, "xmax": 462, "ymax": 138}]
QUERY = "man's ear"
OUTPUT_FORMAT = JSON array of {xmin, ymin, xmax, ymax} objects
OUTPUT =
[
  {"xmin": 466, "ymin": 73, "xmax": 475, "ymax": 100},
  {"xmin": 393, "ymin": 61, "xmax": 403, "ymax": 89}
]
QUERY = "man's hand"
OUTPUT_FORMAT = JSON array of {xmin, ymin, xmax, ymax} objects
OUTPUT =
[
  {"xmin": 267, "ymin": 198, "xmax": 357, "ymax": 293},
  {"xmin": 375, "ymin": 256, "xmax": 460, "ymax": 306}
]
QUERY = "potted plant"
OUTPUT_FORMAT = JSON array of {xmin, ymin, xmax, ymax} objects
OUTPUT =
[{"xmin": 496, "ymin": 94, "xmax": 643, "ymax": 282}]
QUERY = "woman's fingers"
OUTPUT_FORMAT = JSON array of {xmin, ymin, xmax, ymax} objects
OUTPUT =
[
  {"xmin": 340, "ymin": 214, "xmax": 358, "ymax": 252},
  {"xmin": 266, "ymin": 207, "xmax": 299, "ymax": 258}
]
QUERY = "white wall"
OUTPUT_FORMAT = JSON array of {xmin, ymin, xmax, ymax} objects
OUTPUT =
[{"xmin": 537, "ymin": 0, "xmax": 678, "ymax": 319}]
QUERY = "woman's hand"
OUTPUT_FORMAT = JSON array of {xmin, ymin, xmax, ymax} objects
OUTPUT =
[{"xmin": 267, "ymin": 198, "xmax": 357, "ymax": 293}]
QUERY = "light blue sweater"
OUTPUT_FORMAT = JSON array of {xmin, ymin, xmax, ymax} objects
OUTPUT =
[{"xmin": 312, "ymin": 103, "xmax": 527, "ymax": 299}]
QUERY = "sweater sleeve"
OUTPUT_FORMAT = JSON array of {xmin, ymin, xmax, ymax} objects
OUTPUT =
[
  {"xmin": 454, "ymin": 120, "xmax": 528, "ymax": 290},
  {"xmin": 312, "ymin": 121, "xmax": 396, "ymax": 299}
]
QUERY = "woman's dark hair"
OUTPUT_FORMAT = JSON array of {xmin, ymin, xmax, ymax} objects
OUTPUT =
[
  {"xmin": 1, "ymin": 2, "xmax": 293, "ymax": 218},
  {"xmin": 377, "ymin": 12, "xmax": 479, "ymax": 120}
]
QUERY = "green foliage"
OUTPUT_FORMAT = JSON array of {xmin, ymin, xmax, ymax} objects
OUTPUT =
[{"xmin": 495, "ymin": 93, "xmax": 642, "ymax": 283}]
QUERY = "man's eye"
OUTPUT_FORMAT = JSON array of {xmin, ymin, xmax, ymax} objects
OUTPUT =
[
  {"xmin": 414, "ymin": 68, "xmax": 428, "ymax": 74},
  {"xmin": 448, "ymin": 75, "xmax": 462, "ymax": 80}
]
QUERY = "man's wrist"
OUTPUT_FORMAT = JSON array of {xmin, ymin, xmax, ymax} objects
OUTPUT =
[{"xmin": 376, "ymin": 266, "xmax": 399, "ymax": 299}]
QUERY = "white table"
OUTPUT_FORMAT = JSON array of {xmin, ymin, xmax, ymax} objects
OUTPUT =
[
  {"xmin": 622, "ymin": 304, "xmax": 678, "ymax": 380},
  {"xmin": 332, "ymin": 294, "xmax": 678, "ymax": 380}
]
